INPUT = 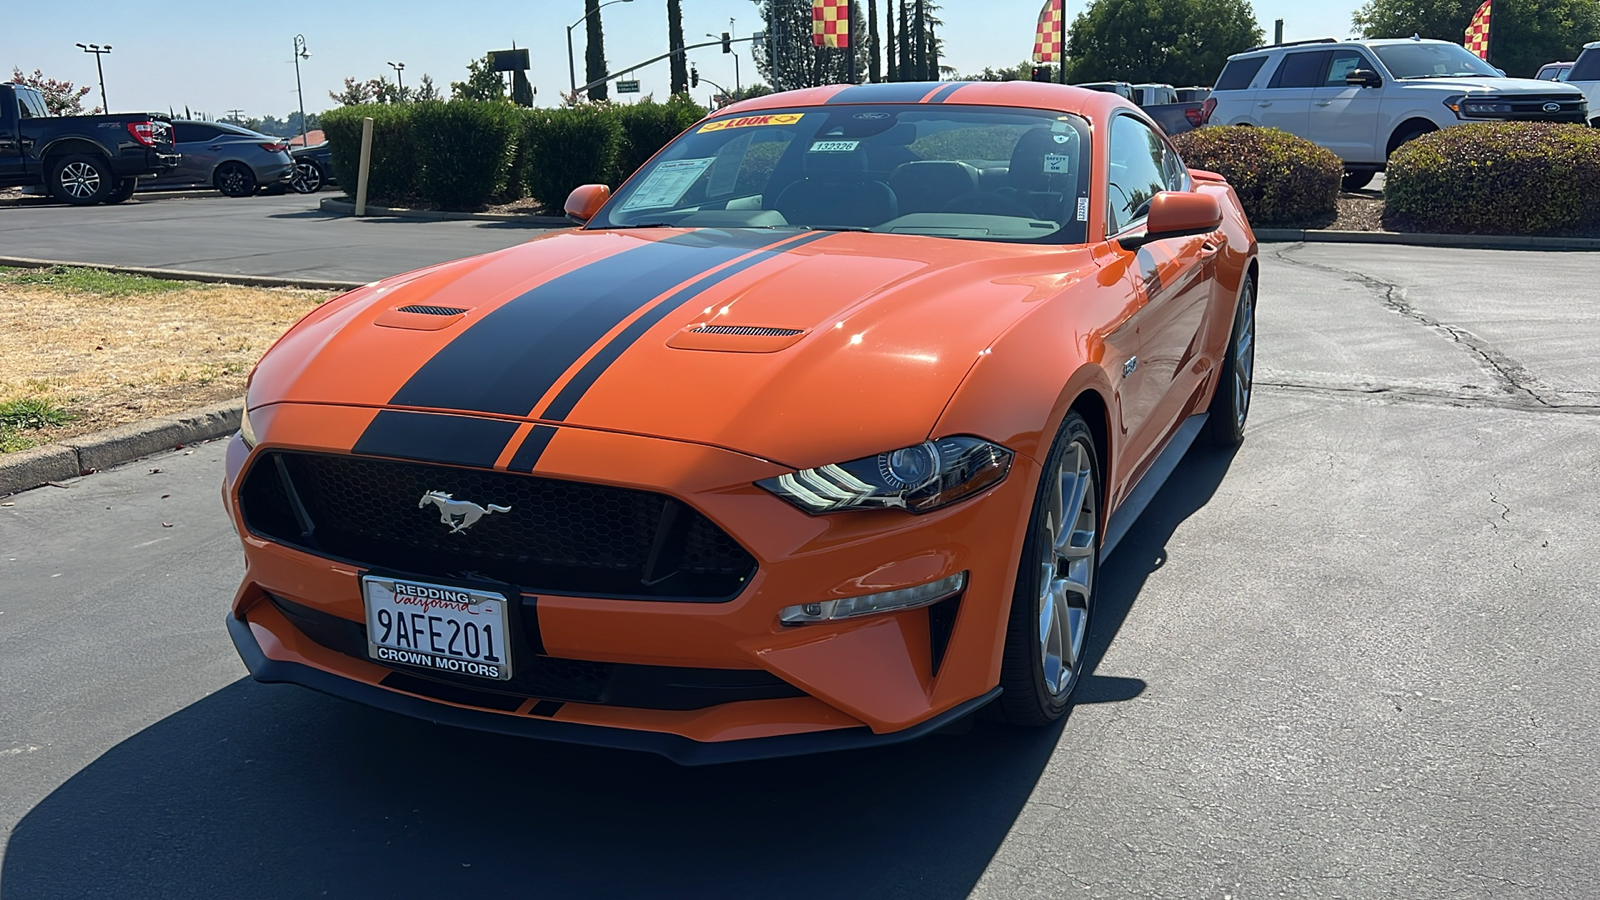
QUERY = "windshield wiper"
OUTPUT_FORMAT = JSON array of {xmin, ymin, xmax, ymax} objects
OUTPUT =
[{"xmin": 797, "ymin": 225, "xmax": 872, "ymax": 233}]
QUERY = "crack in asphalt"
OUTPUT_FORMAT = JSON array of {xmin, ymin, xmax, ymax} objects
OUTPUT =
[
  {"xmin": 1270, "ymin": 244, "xmax": 1559, "ymax": 410},
  {"xmin": 1255, "ymin": 379, "xmax": 1600, "ymax": 417}
]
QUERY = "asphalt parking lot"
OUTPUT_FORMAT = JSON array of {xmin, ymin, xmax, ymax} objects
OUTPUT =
[{"xmin": 1, "ymin": 214, "xmax": 1597, "ymax": 897}]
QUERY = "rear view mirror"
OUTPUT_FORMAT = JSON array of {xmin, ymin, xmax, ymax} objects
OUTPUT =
[
  {"xmin": 1346, "ymin": 68, "xmax": 1383, "ymax": 88},
  {"xmin": 564, "ymin": 184, "xmax": 611, "ymax": 225}
]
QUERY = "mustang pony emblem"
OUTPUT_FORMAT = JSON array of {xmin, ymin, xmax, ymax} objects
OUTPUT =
[{"xmin": 418, "ymin": 491, "xmax": 511, "ymax": 533}]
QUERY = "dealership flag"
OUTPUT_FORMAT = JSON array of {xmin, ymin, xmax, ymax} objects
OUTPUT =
[
  {"xmin": 1464, "ymin": 0, "xmax": 1492, "ymax": 61},
  {"xmin": 1032, "ymin": 0, "xmax": 1064, "ymax": 64},
  {"xmin": 813, "ymin": 0, "xmax": 850, "ymax": 49}
]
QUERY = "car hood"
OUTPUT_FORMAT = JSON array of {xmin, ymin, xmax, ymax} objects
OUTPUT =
[
  {"xmin": 250, "ymin": 227, "xmax": 1094, "ymax": 467},
  {"xmin": 1400, "ymin": 76, "xmax": 1586, "ymax": 95}
]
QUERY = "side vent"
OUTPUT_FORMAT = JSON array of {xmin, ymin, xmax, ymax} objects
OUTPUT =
[
  {"xmin": 396, "ymin": 305, "xmax": 469, "ymax": 316},
  {"xmin": 689, "ymin": 325, "xmax": 804, "ymax": 337}
]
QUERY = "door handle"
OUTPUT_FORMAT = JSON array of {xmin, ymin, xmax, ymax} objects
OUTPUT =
[
  {"xmin": 1258, "ymin": 101, "xmax": 1273, "ymax": 107},
  {"xmin": 1315, "ymin": 100, "xmax": 1333, "ymax": 106}
]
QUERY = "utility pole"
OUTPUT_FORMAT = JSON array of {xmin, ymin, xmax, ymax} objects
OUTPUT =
[
  {"xmin": 292, "ymin": 35, "xmax": 310, "ymax": 147},
  {"xmin": 226, "ymin": 108, "xmax": 245, "ymax": 123},
  {"xmin": 75, "ymin": 43, "xmax": 112, "ymax": 112},
  {"xmin": 387, "ymin": 61, "xmax": 406, "ymax": 100}
]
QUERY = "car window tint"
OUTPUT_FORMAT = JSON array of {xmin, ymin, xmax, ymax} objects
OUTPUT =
[
  {"xmin": 1571, "ymin": 49, "xmax": 1600, "ymax": 81},
  {"xmin": 1268, "ymin": 51, "xmax": 1331, "ymax": 89},
  {"xmin": 175, "ymin": 124, "xmax": 218, "ymax": 143},
  {"xmin": 1106, "ymin": 116, "xmax": 1168, "ymax": 236},
  {"xmin": 1325, "ymin": 51, "xmax": 1367, "ymax": 85},
  {"xmin": 1215, "ymin": 57, "xmax": 1267, "ymax": 91}
]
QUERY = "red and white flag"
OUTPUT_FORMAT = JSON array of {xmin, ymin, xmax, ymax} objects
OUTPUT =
[
  {"xmin": 813, "ymin": 0, "xmax": 850, "ymax": 49},
  {"xmin": 1464, "ymin": 0, "xmax": 1492, "ymax": 61},
  {"xmin": 1032, "ymin": 0, "xmax": 1064, "ymax": 65}
]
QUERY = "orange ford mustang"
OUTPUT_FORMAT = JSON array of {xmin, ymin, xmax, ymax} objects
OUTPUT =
[{"xmin": 224, "ymin": 82, "xmax": 1257, "ymax": 764}]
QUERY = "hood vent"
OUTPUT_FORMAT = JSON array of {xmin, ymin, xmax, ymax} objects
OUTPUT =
[
  {"xmin": 689, "ymin": 325, "xmax": 804, "ymax": 337},
  {"xmin": 396, "ymin": 305, "xmax": 469, "ymax": 316}
]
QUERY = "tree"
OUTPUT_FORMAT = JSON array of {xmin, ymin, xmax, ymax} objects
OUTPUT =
[
  {"xmin": 960, "ymin": 60, "xmax": 1036, "ymax": 82},
  {"xmin": 329, "ymin": 77, "xmax": 376, "ymax": 106},
  {"xmin": 752, "ymin": 0, "xmax": 871, "ymax": 88},
  {"xmin": 868, "ymin": 0, "xmax": 882, "ymax": 82},
  {"xmin": 668, "ymin": 0, "xmax": 689, "ymax": 94},
  {"xmin": 886, "ymin": 4, "xmax": 898, "ymax": 80},
  {"xmin": 452, "ymin": 55, "xmax": 506, "ymax": 102},
  {"xmin": 1067, "ymin": 0, "xmax": 1263, "ymax": 86},
  {"xmin": 1352, "ymin": 0, "xmax": 1600, "ymax": 78},
  {"xmin": 414, "ymin": 73, "xmax": 440, "ymax": 102},
  {"xmin": 10, "ymin": 68, "xmax": 99, "ymax": 115},
  {"xmin": 585, "ymin": 0, "xmax": 610, "ymax": 101}
]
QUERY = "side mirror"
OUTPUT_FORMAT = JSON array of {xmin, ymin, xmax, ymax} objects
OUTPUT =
[
  {"xmin": 1346, "ymin": 68, "xmax": 1383, "ymax": 88},
  {"xmin": 564, "ymin": 184, "xmax": 611, "ymax": 225},
  {"xmin": 1142, "ymin": 191, "xmax": 1223, "ymax": 242}
]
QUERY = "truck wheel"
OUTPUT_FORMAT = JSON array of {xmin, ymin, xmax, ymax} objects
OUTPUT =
[
  {"xmin": 49, "ymin": 154, "xmax": 114, "ymax": 205},
  {"xmin": 214, "ymin": 162, "xmax": 258, "ymax": 197},
  {"xmin": 102, "ymin": 177, "xmax": 138, "ymax": 204}
]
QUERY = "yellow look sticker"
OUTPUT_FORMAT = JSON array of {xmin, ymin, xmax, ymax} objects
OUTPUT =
[{"xmin": 698, "ymin": 113, "xmax": 805, "ymax": 133}]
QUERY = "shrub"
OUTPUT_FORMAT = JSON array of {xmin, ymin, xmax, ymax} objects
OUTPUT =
[
  {"xmin": 1171, "ymin": 126, "xmax": 1342, "ymax": 227},
  {"xmin": 1384, "ymin": 123, "xmax": 1600, "ymax": 236},
  {"xmin": 523, "ymin": 106, "xmax": 620, "ymax": 214},
  {"xmin": 611, "ymin": 95, "xmax": 708, "ymax": 184},
  {"xmin": 322, "ymin": 103, "xmax": 420, "ymax": 206},
  {"xmin": 410, "ymin": 100, "xmax": 520, "ymax": 210}
]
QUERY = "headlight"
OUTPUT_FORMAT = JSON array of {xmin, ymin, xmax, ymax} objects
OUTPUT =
[
  {"xmin": 239, "ymin": 405, "xmax": 258, "ymax": 448},
  {"xmin": 1443, "ymin": 94, "xmax": 1465, "ymax": 117},
  {"xmin": 757, "ymin": 436, "xmax": 1012, "ymax": 514}
]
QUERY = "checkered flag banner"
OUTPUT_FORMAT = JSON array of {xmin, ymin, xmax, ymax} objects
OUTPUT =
[
  {"xmin": 1032, "ymin": 0, "xmax": 1064, "ymax": 64},
  {"xmin": 813, "ymin": 0, "xmax": 850, "ymax": 49},
  {"xmin": 1464, "ymin": 0, "xmax": 1492, "ymax": 61}
]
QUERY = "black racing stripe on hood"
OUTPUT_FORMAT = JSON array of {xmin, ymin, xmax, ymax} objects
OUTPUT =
[
  {"xmin": 506, "ymin": 424, "xmax": 558, "ymax": 473},
  {"xmin": 382, "ymin": 230, "xmax": 796, "ymax": 419},
  {"xmin": 536, "ymin": 231, "xmax": 831, "ymax": 425},
  {"xmin": 825, "ymin": 82, "xmax": 943, "ymax": 104},
  {"xmin": 352, "ymin": 411, "xmax": 520, "ymax": 468}
]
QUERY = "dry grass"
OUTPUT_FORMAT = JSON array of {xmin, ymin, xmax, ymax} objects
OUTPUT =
[{"xmin": 0, "ymin": 267, "xmax": 331, "ymax": 450}]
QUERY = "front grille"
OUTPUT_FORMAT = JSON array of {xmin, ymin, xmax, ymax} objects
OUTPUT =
[
  {"xmin": 395, "ymin": 305, "xmax": 468, "ymax": 316},
  {"xmin": 1463, "ymin": 94, "xmax": 1588, "ymax": 121},
  {"xmin": 689, "ymin": 325, "xmax": 805, "ymax": 336},
  {"xmin": 240, "ymin": 451, "xmax": 756, "ymax": 601}
]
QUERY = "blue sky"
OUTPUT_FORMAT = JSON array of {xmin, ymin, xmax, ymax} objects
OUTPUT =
[{"xmin": 3, "ymin": 1, "xmax": 1361, "ymax": 121}]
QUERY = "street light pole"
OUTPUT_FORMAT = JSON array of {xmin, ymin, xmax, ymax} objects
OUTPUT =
[
  {"xmin": 292, "ymin": 35, "xmax": 310, "ymax": 147},
  {"xmin": 75, "ymin": 43, "xmax": 111, "ymax": 112},
  {"xmin": 387, "ymin": 61, "xmax": 406, "ymax": 100},
  {"xmin": 566, "ymin": 0, "xmax": 633, "ymax": 99}
]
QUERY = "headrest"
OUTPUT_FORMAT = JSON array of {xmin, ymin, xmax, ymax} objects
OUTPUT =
[{"xmin": 1008, "ymin": 127, "xmax": 1074, "ymax": 193}]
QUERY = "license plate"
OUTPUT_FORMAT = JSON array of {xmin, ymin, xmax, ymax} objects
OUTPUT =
[{"xmin": 362, "ymin": 576, "xmax": 512, "ymax": 681}]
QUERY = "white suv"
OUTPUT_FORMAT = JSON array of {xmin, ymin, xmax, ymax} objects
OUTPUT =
[
  {"xmin": 1565, "ymin": 42, "xmax": 1600, "ymax": 125},
  {"xmin": 1202, "ymin": 37, "xmax": 1590, "ymax": 190}
]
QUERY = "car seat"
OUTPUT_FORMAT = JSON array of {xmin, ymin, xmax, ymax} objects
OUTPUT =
[
  {"xmin": 772, "ymin": 147, "xmax": 899, "ymax": 229},
  {"xmin": 889, "ymin": 161, "xmax": 982, "ymax": 215}
]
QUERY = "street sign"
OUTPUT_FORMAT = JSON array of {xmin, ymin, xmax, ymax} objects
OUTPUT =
[
  {"xmin": 616, "ymin": 79, "xmax": 641, "ymax": 94},
  {"xmin": 490, "ymin": 49, "xmax": 530, "ymax": 72}
]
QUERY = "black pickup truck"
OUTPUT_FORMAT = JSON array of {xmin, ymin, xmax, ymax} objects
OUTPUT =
[{"xmin": 0, "ymin": 83, "xmax": 178, "ymax": 204}]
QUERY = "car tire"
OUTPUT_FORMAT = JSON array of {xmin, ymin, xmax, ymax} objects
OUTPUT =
[
  {"xmin": 996, "ymin": 411, "xmax": 1101, "ymax": 726},
  {"xmin": 1386, "ymin": 123, "xmax": 1435, "ymax": 158},
  {"xmin": 1205, "ymin": 272, "xmax": 1256, "ymax": 447},
  {"xmin": 48, "ymin": 154, "xmax": 114, "ymax": 205},
  {"xmin": 291, "ymin": 159, "xmax": 324, "ymax": 194},
  {"xmin": 101, "ymin": 177, "xmax": 138, "ymax": 204},
  {"xmin": 214, "ymin": 162, "xmax": 258, "ymax": 198},
  {"xmin": 1341, "ymin": 170, "xmax": 1375, "ymax": 192}
]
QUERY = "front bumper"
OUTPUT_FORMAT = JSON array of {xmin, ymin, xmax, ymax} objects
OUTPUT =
[{"xmin": 223, "ymin": 405, "xmax": 1040, "ymax": 757}]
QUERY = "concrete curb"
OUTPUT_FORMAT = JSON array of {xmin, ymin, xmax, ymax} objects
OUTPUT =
[
  {"xmin": 0, "ymin": 256, "xmax": 366, "ymax": 292},
  {"xmin": 318, "ymin": 196, "xmax": 569, "ymax": 226},
  {"xmin": 0, "ymin": 400, "xmax": 243, "ymax": 497},
  {"xmin": 1256, "ymin": 229, "xmax": 1600, "ymax": 251},
  {"xmin": 0, "ymin": 188, "xmax": 221, "ymax": 207}
]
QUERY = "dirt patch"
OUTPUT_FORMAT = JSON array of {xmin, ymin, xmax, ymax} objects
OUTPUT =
[
  {"xmin": 0, "ymin": 267, "xmax": 330, "ymax": 451},
  {"xmin": 1329, "ymin": 193, "xmax": 1387, "ymax": 232}
]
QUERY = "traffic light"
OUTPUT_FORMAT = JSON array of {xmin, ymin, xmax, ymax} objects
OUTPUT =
[
  {"xmin": 1031, "ymin": 66, "xmax": 1052, "ymax": 83},
  {"xmin": 691, "ymin": 66, "xmax": 700, "ymax": 88},
  {"xmin": 722, "ymin": 32, "xmax": 732, "ymax": 53}
]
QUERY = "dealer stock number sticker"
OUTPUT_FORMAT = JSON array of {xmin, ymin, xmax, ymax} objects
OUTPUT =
[{"xmin": 363, "ymin": 577, "xmax": 512, "ymax": 681}]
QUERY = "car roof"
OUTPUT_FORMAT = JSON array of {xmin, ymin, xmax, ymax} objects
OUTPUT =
[
  {"xmin": 715, "ymin": 81, "xmax": 1141, "ymax": 122},
  {"xmin": 1226, "ymin": 36, "xmax": 1461, "ymax": 61}
]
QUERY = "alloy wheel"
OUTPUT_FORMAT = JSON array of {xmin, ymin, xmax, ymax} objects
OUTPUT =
[
  {"xmin": 1038, "ymin": 439, "xmax": 1097, "ymax": 696},
  {"xmin": 291, "ymin": 161, "xmax": 322, "ymax": 194},
  {"xmin": 1233, "ymin": 292, "xmax": 1256, "ymax": 430},
  {"xmin": 60, "ymin": 161, "xmax": 102, "ymax": 200}
]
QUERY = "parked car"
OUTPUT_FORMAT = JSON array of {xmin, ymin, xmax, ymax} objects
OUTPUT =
[
  {"xmin": 1131, "ymin": 82, "xmax": 1207, "ymax": 136},
  {"xmin": 1535, "ymin": 61, "xmax": 1574, "ymax": 82},
  {"xmin": 1131, "ymin": 83, "xmax": 1178, "ymax": 106},
  {"xmin": 289, "ymin": 141, "xmax": 335, "ymax": 194},
  {"xmin": 1565, "ymin": 42, "xmax": 1600, "ymax": 125},
  {"xmin": 140, "ymin": 120, "xmax": 294, "ymax": 197},
  {"xmin": 1175, "ymin": 86, "xmax": 1212, "ymax": 103},
  {"xmin": 1202, "ymin": 36, "xmax": 1590, "ymax": 190},
  {"xmin": 1073, "ymin": 81, "xmax": 1134, "ymax": 100},
  {"xmin": 0, "ymin": 83, "xmax": 177, "ymax": 204},
  {"xmin": 222, "ymin": 82, "xmax": 1260, "ymax": 763}
]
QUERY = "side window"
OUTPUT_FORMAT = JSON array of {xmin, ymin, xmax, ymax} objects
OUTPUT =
[
  {"xmin": 22, "ymin": 91, "xmax": 49, "ymax": 119},
  {"xmin": 174, "ymin": 123, "xmax": 218, "ymax": 143},
  {"xmin": 1268, "ymin": 51, "xmax": 1331, "ymax": 89},
  {"xmin": 1325, "ymin": 50, "xmax": 1368, "ymax": 85},
  {"xmin": 1215, "ymin": 56, "xmax": 1268, "ymax": 91},
  {"xmin": 16, "ymin": 92, "xmax": 35, "ymax": 119},
  {"xmin": 1106, "ymin": 116, "xmax": 1169, "ymax": 236}
]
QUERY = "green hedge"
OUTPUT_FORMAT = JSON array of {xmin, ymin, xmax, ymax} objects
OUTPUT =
[
  {"xmin": 1385, "ymin": 123, "xmax": 1600, "ymax": 236},
  {"xmin": 322, "ymin": 97, "xmax": 708, "ymax": 214},
  {"xmin": 1171, "ymin": 126, "xmax": 1342, "ymax": 227},
  {"xmin": 410, "ymin": 100, "xmax": 520, "ymax": 210}
]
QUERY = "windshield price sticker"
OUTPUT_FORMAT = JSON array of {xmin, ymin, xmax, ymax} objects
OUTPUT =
[
  {"xmin": 809, "ymin": 140, "xmax": 860, "ymax": 153},
  {"xmin": 1077, "ymin": 197, "xmax": 1091, "ymax": 221},
  {"xmin": 619, "ymin": 157, "xmax": 714, "ymax": 211},
  {"xmin": 363, "ymin": 576, "xmax": 513, "ymax": 681},
  {"xmin": 1043, "ymin": 153, "xmax": 1071, "ymax": 174},
  {"xmin": 698, "ymin": 113, "xmax": 805, "ymax": 133}
]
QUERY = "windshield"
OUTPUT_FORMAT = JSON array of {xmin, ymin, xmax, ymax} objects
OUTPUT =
[
  {"xmin": 1374, "ymin": 43, "xmax": 1501, "ymax": 79},
  {"xmin": 594, "ymin": 104, "xmax": 1092, "ymax": 244}
]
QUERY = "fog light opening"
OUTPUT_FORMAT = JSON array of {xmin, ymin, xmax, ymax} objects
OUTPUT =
[{"xmin": 780, "ymin": 572, "xmax": 967, "ymax": 625}]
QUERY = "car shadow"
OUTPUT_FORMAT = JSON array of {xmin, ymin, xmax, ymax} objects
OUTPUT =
[{"xmin": 0, "ymin": 445, "xmax": 1235, "ymax": 900}]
